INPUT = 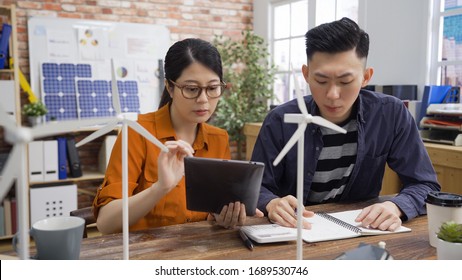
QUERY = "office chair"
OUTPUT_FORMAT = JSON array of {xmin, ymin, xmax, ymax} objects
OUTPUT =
[{"xmin": 70, "ymin": 207, "xmax": 96, "ymax": 238}]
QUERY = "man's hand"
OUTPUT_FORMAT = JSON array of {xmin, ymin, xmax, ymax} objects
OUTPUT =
[
  {"xmin": 266, "ymin": 195, "xmax": 314, "ymax": 229},
  {"xmin": 355, "ymin": 201, "xmax": 403, "ymax": 231}
]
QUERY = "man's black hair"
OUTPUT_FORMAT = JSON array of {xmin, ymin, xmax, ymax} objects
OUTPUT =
[{"xmin": 305, "ymin": 17, "xmax": 369, "ymax": 61}]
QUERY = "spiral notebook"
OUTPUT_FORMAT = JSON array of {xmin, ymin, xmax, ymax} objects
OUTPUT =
[{"xmin": 241, "ymin": 209, "xmax": 411, "ymax": 243}]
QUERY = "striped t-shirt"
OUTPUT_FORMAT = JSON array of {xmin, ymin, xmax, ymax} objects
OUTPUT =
[{"xmin": 306, "ymin": 118, "xmax": 358, "ymax": 204}]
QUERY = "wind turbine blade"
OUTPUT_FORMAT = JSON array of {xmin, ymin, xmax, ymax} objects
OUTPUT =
[
  {"xmin": 273, "ymin": 123, "xmax": 307, "ymax": 166},
  {"xmin": 311, "ymin": 116, "xmax": 347, "ymax": 134},
  {"xmin": 0, "ymin": 145, "xmax": 19, "ymax": 201},
  {"xmin": 76, "ymin": 120, "xmax": 119, "ymax": 147},
  {"xmin": 291, "ymin": 64, "xmax": 309, "ymax": 116},
  {"xmin": 31, "ymin": 117, "xmax": 116, "ymax": 138},
  {"xmin": 0, "ymin": 104, "xmax": 18, "ymax": 131},
  {"xmin": 111, "ymin": 59, "xmax": 122, "ymax": 115},
  {"xmin": 125, "ymin": 119, "xmax": 168, "ymax": 152}
]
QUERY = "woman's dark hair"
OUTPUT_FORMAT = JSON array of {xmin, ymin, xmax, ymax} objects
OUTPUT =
[
  {"xmin": 305, "ymin": 17, "xmax": 369, "ymax": 61},
  {"xmin": 158, "ymin": 38, "xmax": 224, "ymax": 108}
]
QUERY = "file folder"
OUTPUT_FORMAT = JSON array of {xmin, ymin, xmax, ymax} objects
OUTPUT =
[
  {"xmin": 66, "ymin": 138, "xmax": 82, "ymax": 178},
  {"xmin": 0, "ymin": 80, "xmax": 16, "ymax": 122},
  {"xmin": 57, "ymin": 137, "xmax": 68, "ymax": 180},
  {"xmin": 0, "ymin": 23, "xmax": 12, "ymax": 69},
  {"xmin": 43, "ymin": 140, "xmax": 59, "ymax": 181},
  {"xmin": 0, "ymin": 204, "xmax": 5, "ymax": 236},
  {"xmin": 28, "ymin": 141, "xmax": 44, "ymax": 183},
  {"xmin": 3, "ymin": 197, "xmax": 12, "ymax": 235},
  {"xmin": 418, "ymin": 86, "xmax": 452, "ymax": 128}
]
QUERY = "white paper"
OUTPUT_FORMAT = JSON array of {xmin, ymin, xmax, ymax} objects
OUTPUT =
[{"xmin": 46, "ymin": 29, "xmax": 74, "ymax": 60}]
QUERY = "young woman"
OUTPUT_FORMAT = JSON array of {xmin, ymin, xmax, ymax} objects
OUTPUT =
[{"xmin": 92, "ymin": 38, "xmax": 257, "ymax": 234}]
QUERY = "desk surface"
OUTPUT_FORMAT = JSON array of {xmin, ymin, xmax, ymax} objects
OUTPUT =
[{"xmin": 78, "ymin": 197, "xmax": 435, "ymax": 260}]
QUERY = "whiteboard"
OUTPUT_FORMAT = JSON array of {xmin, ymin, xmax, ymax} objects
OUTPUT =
[{"xmin": 28, "ymin": 17, "xmax": 170, "ymax": 114}]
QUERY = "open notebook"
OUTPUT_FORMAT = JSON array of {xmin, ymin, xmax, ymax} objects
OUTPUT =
[{"xmin": 241, "ymin": 209, "xmax": 411, "ymax": 243}]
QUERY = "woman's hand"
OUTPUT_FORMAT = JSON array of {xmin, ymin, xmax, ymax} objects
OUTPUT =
[
  {"xmin": 156, "ymin": 140, "xmax": 194, "ymax": 193},
  {"xmin": 207, "ymin": 202, "xmax": 246, "ymax": 229}
]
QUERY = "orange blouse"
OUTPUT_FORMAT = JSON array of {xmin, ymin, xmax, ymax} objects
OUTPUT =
[{"xmin": 92, "ymin": 104, "xmax": 231, "ymax": 231}]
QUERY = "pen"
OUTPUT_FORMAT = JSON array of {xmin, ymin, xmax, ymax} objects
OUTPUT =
[{"xmin": 239, "ymin": 229, "xmax": 254, "ymax": 251}]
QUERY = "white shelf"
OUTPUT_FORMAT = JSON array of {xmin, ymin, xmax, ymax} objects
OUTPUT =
[{"xmin": 29, "ymin": 170, "xmax": 105, "ymax": 187}]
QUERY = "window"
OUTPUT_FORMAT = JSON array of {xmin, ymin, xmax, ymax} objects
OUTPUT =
[
  {"xmin": 270, "ymin": 0, "xmax": 359, "ymax": 105},
  {"xmin": 430, "ymin": 0, "xmax": 462, "ymax": 87},
  {"xmin": 272, "ymin": 0, "xmax": 308, "ymax": 104}
]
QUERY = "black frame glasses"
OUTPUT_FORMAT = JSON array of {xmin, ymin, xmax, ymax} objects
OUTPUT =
[{"xmin": 169, "ymin": 80, "xmax": 227, "ymax": 99}]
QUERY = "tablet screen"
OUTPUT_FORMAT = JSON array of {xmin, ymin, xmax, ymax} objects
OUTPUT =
[{"xmin": 184, "ymin": 157, "xmax": 264, "ymax": 216}]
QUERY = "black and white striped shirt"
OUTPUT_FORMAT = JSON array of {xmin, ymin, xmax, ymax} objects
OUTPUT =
[{"xmin": 307, "ymin": 119, "xmax": 358, "ymax": 204}]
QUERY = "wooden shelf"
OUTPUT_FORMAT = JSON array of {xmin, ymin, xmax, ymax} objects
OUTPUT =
[
  {"xmin": 0, "ymin": 234, "xmax": 13, "ymax": 241},
  {"xmin": 0, "ymin": 69, "xmax": 14, "ymax": 74}
]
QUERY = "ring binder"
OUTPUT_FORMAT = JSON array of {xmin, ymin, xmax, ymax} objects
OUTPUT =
[
  {"xmin": 0, "ymin": 23, "xmax": 12, "ymax": 69},
  {"xmin": 66, "ymin": 138, "xmax": 82, "ymax": 178},
  {"xmin": 316, "ymin": 212, "xmax": 361, "ymax": 234}
]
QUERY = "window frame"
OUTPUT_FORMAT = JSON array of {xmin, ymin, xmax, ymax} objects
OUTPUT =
[
  {"xmin": 270, "ymin": 0, "xmax": 312, "ymax": 103},
  {"xmin": 429, "ymin": 0, "xmax": 462, "ymax": 86}
]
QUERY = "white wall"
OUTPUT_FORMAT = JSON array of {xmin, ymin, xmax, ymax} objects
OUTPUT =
[
  {"xmin": 254, "ymin": 0, "xmax": 433, "ymax": 100},
  {"xmin": 361, "ymin": 0, "xmax": 432, "ymax": 99}
]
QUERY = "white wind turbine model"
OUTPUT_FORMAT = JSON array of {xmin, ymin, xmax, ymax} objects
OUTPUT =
[
  {"xmin": 0, "ymin": 105, "xmax": 116, "ymax": 260},
  {"xmin": 272, "ymin": 66, "xmax": 347, "ymax": 260},
  {"xmin": 75, "ymin": 59, "xmax": 168, "ymax": 260}
]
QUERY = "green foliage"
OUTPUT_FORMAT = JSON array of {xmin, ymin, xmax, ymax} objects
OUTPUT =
[
  {"xmin": 437, "ymin": 221, "xmax": 462, "ymax": 243},
  {"xmin": 22, "ymin": 101, "xmax": 48, "ymax": 117},
  {"xmin": 212, "ymin": 30, "xmax": 276, "ymax": 146}
]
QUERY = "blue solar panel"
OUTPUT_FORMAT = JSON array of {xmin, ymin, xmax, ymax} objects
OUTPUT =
[
  {"xmin": 42, "ymin": 63, "xmax": 82, "ymax": 121},
  {"xmin": 76, "ymin": 64, "xmax": 92, "ymax": 78},
  {"xmin": 59, "ymin": 64, "xmax": 75, "ymax": 78},
  {"xmin": 43, "ymin": 78, "xmax": 60, "ymax": 94},
  {"xmin": 44, "ymin": 95, "xmax": 78, "ymax": 121},
  {"xmin": 42, "ymin": 63, "xmax": 91, "ymax": 79},
  {"xmin": 77, "ymin": 80, "xmax": 115, "ymax": 118},
  {"xmin": 115, "ymin": 81, "xmax": 140, "ymax": 113},
  {"xmin": 42, "ymin": 63, "xmax": 59, "ymax": 79},
  {"xmin": 41, "ymin": 62, "xmax": 139, "ymax": 121}
]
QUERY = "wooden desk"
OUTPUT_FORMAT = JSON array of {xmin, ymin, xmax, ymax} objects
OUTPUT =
[
  {"xmin": 243, "ymin": 123, "xmax": 462, "ymax": 195},
  {"xmin": 75, "ymin": 197, "xmax": 434, "ymax": 260}
]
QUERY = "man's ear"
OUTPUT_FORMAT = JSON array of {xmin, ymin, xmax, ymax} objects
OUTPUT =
[
  {"xmin": 302, "ymin": 64, "xmax": 309, "ymax": 83},
  {"xmin": 361, "ymin": 67, "xmax": 374, "ymax": 88}
]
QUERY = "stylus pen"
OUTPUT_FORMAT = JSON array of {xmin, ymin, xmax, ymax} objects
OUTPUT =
[{"xmin": 239, "ymin": 229, "xmax": 254, "ymax": 251}]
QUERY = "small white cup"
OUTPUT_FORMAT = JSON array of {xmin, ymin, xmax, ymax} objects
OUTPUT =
[{"xmin": 425, "ymin": 191, "xmax": 462, "ymax": 247}]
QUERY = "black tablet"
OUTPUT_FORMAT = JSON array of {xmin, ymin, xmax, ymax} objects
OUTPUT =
[{"xmin": 184, "ymin": 157, "xmax": 264, "ymax": 216}]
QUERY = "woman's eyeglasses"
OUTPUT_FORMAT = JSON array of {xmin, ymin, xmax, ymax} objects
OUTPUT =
[{"xmin": 169, "ymin": 80, "xmax": 227, "ymax": 99}]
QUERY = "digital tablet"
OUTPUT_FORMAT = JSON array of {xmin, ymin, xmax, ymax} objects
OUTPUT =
[{"xmin": 184, "ymin": 157, "xmax": 264, "ymax": 216}]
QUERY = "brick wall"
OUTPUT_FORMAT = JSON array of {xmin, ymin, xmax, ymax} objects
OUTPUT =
[{"xmin": 8, "ymin": 0, "xmax": 253, "ymax": 77}]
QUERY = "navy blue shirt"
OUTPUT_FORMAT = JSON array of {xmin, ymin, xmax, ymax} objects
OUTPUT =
[{"xmin": 251, "ymin": 90, "xmax": 440, "ymax": 221}]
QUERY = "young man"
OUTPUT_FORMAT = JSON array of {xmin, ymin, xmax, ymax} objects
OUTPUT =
[{"xmin": 252, "ymin": 17, "xmax": 440, "ymax": 231}]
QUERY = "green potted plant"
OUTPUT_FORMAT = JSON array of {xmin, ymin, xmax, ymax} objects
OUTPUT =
[
  {"xmin": 22, "ymin": 101, "xmax": 48, "ymax": 126},
  {"xmin": 212, "ymin": 30, "xmax": 276, "ymax": 159},
  {"xmin": 436, "ymin": 221, "xmax": 462, "ymax": 260}
]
